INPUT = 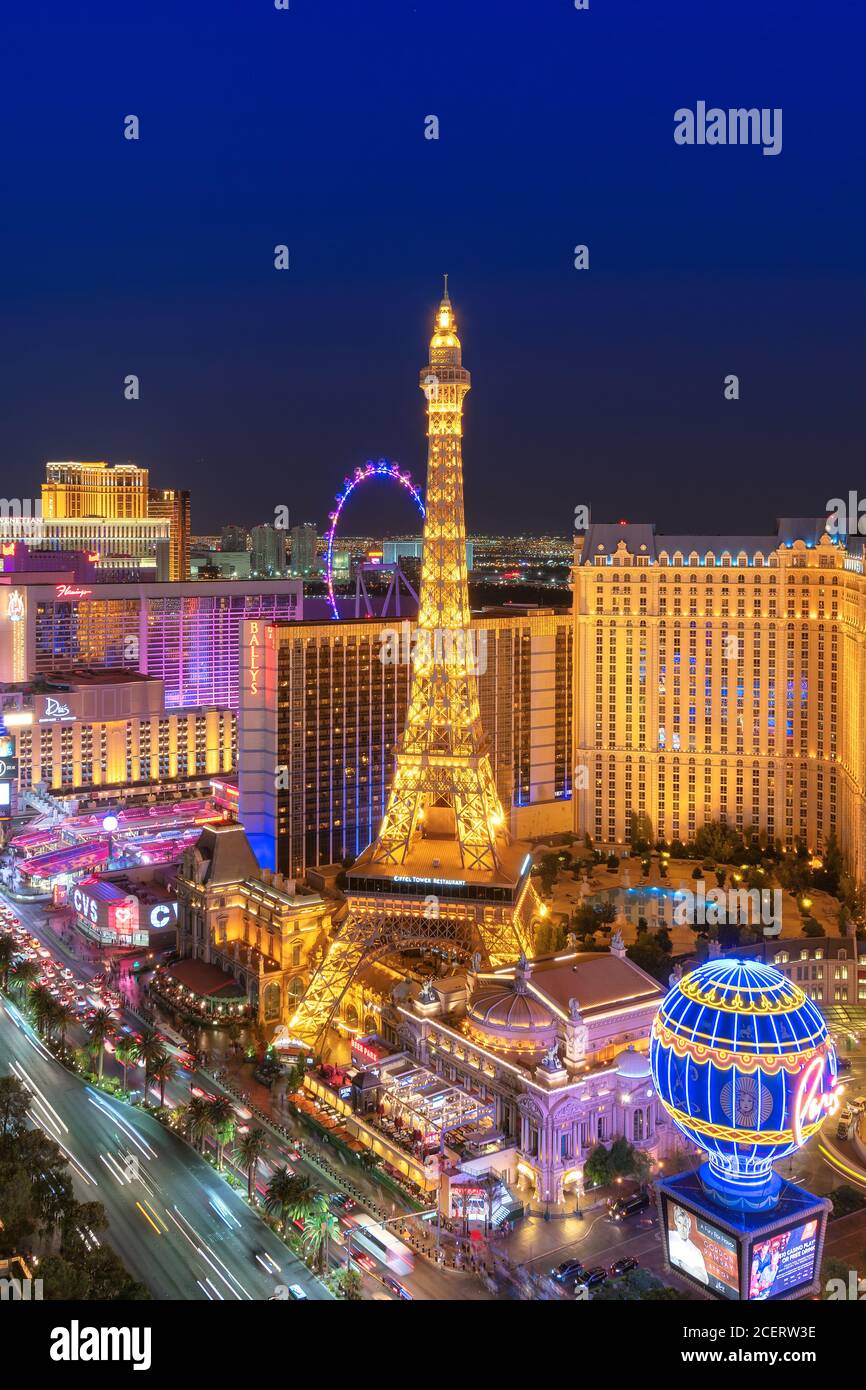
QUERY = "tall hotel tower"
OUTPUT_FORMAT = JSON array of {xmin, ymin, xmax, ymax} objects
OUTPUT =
[{"xmin": 289, "ymin": 286, "xmax": 541, "ymax": 1050}]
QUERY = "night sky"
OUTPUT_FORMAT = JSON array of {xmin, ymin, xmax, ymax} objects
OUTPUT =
[{"xmin": 2, "ymin": 1, "xmax": 864, "ymax": 538}]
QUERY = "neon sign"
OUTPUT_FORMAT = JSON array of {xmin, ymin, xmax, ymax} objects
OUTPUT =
[
  {"xmin": 248, "ymin": 621, "xmax": 261, "ymax": 696},
  {"xmin": 39, "ymin": 697, "xmax": 75, "ymax": 723},
  {"xmin": 7, "ymin": 590, "xmax": 24, "ymax": 622},
  {"xmin": 55, "ymin": 584, "xmax": 92, "ymax": 600},
  {"xmin": 792, "ymin": 1055, "xmax": 842, "ymax": 1147}
]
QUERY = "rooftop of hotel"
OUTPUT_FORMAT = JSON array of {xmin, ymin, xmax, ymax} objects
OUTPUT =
[{"xmin": 577, "ymin": 518, "xmax": 859, "ymax": 565}]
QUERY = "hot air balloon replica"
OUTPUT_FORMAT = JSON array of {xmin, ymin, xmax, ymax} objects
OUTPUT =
[{"xmin": 650, "ymin": 958, "xmax": 841, "ymax": 1300}]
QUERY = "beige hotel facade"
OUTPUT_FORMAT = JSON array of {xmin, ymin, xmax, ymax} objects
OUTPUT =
[{"xmin": 573, "ymin": 519, "xmax": 866, "ymax": 881}]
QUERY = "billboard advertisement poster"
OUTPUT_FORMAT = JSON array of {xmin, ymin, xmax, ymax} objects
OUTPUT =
[
  {"xmin": 747, "ymin": 1219, "xmax": 820, "ymax": 1301},
  {"xmin": 665, "ymin": 1200, "xmax": 740, "ymax": 1299}
]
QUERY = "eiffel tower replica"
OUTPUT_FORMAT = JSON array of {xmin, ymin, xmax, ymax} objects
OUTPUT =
[{"xmin": 290, "ymin": 283, "xmax": 540, "ymax": 1052}]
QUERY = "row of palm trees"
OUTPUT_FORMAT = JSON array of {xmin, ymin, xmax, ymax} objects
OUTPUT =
[
  {"xmin": 1, "ymin": 938, "xmax": 179, "ymax": 1102},
  {"xmin": 263, "ymin": 1168, "xmax": 340, "ymax": 1272},
  {"xmin": 2, "ymin": 931, "xmax": 339, "ymax": 1277}
]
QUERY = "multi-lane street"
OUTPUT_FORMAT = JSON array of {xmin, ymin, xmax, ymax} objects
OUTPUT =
[
  {"xmin": 0, "ymin": 885, "xmax": 489, "ymax": 1302},
  {"xmin": 0, "ymin": 991, "xmax": 326, "ymax": 1301}
]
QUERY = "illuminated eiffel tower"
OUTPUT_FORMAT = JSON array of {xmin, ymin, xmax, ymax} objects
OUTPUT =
[{"xmin": 290, "ymin": 284, "xmax": 540, "ymax": 1052}]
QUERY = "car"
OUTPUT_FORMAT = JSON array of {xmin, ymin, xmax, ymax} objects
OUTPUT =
[
  {"xmin": 551, "ymin": 1259, "xmax": 588, "ymax": 1285},
  {"xmin": 37, "ymin": 947, "xmax": 51, "ymax": 959},
  {"xmin": 609, "ymin": 1192, "xmax": 650, "ymax": 1221},
  {"xmin": 354, "ymin": 1252, "xmax": 376, "ymax": 1274},
  {"xmin": 837, "ymin": 1057, "xmax": 853, "ymax": 1073},
  {"xmin": 287, "ymin": 1284, "xmax": 307, "ymax": 1300},
  {"xmin": 61, "ymin": 968, "xmax": 73, "ymax": 981},
  {"xmin": 836, "ymin": 1120, "xmax": 851, "ymax": 1140},
  {"xmin": 580, "ymin": 1267, "xmax": 607, "ymax": 1288},
  {"xmin": 286, "ymin": 1149, "xmax": 301, "ymax": 1162},
  {"xmin": 609, "ymin": 1256, "xmax": 639, "ymax": 1277},
  {"xmin": 383, "ymin": 1275, "xmax": 412, "ymax": 1300}
]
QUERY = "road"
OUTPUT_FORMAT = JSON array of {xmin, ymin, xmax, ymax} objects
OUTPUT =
[
  {"xmin": 0, "ymin": 992, "xmax": 328, "ymax": 1301},
  {"xmin": 1, "ymin": 885, "xmax": 489, "ymax": 1301}
]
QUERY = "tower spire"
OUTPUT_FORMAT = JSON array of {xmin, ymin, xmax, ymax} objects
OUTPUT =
[{"xmin": 288, "ymin": 289, "xmax": 539, "ymax": 1052}]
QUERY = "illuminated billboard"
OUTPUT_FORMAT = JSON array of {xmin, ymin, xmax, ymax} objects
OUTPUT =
[
  {"xmin": 747, "ymin": 1219, "xmax": 820, "ymax": 1301},
  {"xmin": 657, "ymin": 1167, "xmax": 830, "ymax": 1301},
  {"xmin": 664, "ymin": 1198, "xmax": 740, "ymax": 1299}
]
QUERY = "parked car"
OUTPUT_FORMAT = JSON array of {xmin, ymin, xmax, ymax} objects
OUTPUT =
[{"xmin": 609, "ymin": 1256, "xmax": 639, "ymax": 1277}]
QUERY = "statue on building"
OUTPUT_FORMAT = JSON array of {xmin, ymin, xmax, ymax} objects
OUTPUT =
[
  {"xmin": 541, "ymin": 1041, "xmax": 562, "ymax": 1071},
  {"xmin": 610, "ymin": 927, "xmax": 626, "ymax": 958},
  {"xmin": 419, "ymin": 976, "xmax": 437, "ymax": 1004},
  {"xmin": 470, "ymin": 950, "xmax": 482, "ymax": 975},
  {"xmin": 565, "ymin": 997, "xmax": 589, "ymax": 1064},
  {"xmin": 668, "ymin": 963, "xmax": 683, "ymax": 989}
]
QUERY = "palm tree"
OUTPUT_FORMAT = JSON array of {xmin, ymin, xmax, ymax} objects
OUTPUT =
[
  {"xmin": 29, "ymin": 983, "xmax": 56, "ymax": 1037},
  {"xmin": 134, "ymin": 1033, "xmax": 168, "ymax": 1096},
  {"xmin": 206, "ymin": 1095, "xmax": 235, "ymax": 1169},
  {"xmin": 150, "ymin": 1053, "xmax": 177, "ymax": 1109},
  {"xmin": 51, "ymin": 1000, "xmax": 76, "ymax": 1056},
  {"xmin": 181, "ymin": 1095, "xmax": 212, "ymax": 1151},
  {"xmin": 8, "ymin": 957, "xmax": 38, "ymax": 1001},
  {"xmin": 302, "ymin": 1195, "xmax": 340, "ymax": 1273},
  {"xmin": 235, "ymin": 1127, "xmax": 269, "ymax": 1202},
  {"xmin": 114, "ymin": 1038, "xmax": 138, "ymax": 1092},
  {"xmin": 0, "ymin": 934, "xmax": 14, "ymax": 991},
  {"xmin": 86, "ymin": 1007, "xmax": 115, "ymax": 1079},
  {"xmin": 265, "ymin": 1166, "xmax": 305, "ymax": 1232}
]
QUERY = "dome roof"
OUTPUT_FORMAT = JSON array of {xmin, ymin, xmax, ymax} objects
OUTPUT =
[
  {"xmin": 616, "ymin": 1045, "xmax": 651, "ymax": 1079},
  {"xmin": 470, "ymin": 986, "xmax": 556, "ymax": 1034}
]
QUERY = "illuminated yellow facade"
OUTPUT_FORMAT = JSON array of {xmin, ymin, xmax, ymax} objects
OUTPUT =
[
  {"xmin": 42, "ymin": 461, "xmax": 149, "ymax": 519},
  {"xmin": 289, "ymin": 288, "xmax": 540, "ymax": 1052},
  {"xmin": 574, "ymin": 522, "xmax": 866, "ymax": 880}
]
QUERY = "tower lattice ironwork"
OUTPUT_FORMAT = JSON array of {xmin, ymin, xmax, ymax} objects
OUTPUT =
[{"xmin": 290, "ymin": 285, "xmax": 540, "ymax": 1051}]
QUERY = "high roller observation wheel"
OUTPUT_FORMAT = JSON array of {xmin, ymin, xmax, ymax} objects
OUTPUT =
[{"xmin": 324, "ymin": 458, "xmax": 425, "ymax": 619}]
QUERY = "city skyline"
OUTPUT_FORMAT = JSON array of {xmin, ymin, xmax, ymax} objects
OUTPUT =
[{"xmin": 3, "ymin": 3, "xmax": 865, "ymax": 537}]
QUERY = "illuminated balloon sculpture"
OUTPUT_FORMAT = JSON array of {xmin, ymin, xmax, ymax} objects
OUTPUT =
[{"xmin": 650, "ymin": 958, "xmax": 841, "ymax": 1209}]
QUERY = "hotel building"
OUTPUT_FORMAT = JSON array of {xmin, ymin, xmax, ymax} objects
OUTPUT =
[
  {"xmin": 237, "ymin": 608, "xmax": 573, "ymax": 876},
  {"xmin": 0, "ymin": 670, "xmax": 234, "ymax": 801},
  {"xmin": 306, "ymin": 941, "xmax": 667, "ymax": 1207},
  {"xmin": 574, "ymin": 519, "xmax": 866, "ymax": 880},
  {"xmin": 0, "ymin": 462, "xmax": 190, "ymax": 578},
  {"xmin": 0, "ymin": 573, "xmax": 302, "ymax": 708},
  {"xmin": 169, "ymin": 824, "xmax": 335, "ymax": 1024}
]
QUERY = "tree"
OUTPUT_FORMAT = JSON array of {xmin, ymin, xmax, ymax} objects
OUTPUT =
[
  {"xmin": 0, "ymin": 1074, "xmax": 31, "ymax": 1137},
  {"xmin": 51, "ymin": 1000, "xmax": 76, "ymax": 1056},
  {"xmin": 114, "ymin": 1038, "xmax": 138, "ymax": 1093},
  {"xmin": 150, "ymin": 1053, "xmax": 176, "ymax": 1109},
  {"xmin": 181, "ymin": 1096, "xmax": 212, "ymax": 1152},
  {"xmin": 333, "ymin": 1267, "xmax": 364, "ymax": 1300},
  {"xmin": 302, "ymin": 1195, "xmax": 340, "ymax": 1273},
  {"xmin": 86, "ymin": 1008, "xmax": 115, "ymax": 1079},
  {"xmin": 265, "ymin": 1166, "xmax": 306, "ymax": 1232},
  {"xmin": 0, "ymin": 933, "xmax": 14, "ymax": 991},
  {"xmin": 206, "ymin": 1095, "xmax": 236, "ymax": 1169},
  {"xmin": 8, "ymin": 956, "xmax": 38, "ymax": 1001},
  {"xmin": 236, "ymin": 1127, "xmax": 269, "ymax": 1202},
  {"xmin": 134, "ymin": 1033, "xmax": 168, "ymax": 1094},
  {"xmin": 29, "ymin": 983, "xmax": 56, "ymax": 1037},
  {"xmin": 593, "ymin": 1266, "xmax": 691, "ymax": 1301}
]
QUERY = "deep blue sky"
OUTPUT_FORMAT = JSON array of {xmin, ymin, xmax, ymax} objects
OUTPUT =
[{"xmin": 2, "ymin": 1, "xmax": 864, "ymax": 537}]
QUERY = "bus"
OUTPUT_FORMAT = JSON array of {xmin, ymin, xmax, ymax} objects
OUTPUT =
[{"xmin": 347, "ymin": 1214, "xmax": 414, "ymax": 1276}]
